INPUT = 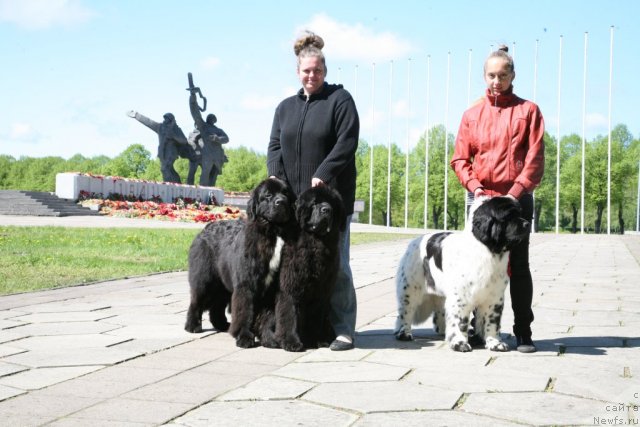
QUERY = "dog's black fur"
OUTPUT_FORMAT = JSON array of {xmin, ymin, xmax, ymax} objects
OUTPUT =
[
  {"xmin": 255, "ymin": 185, "xmax": 347, "ymax": 352},
  {"xmin": 184, "ymin": 177, "xmax": 296, "ymax": 348}
]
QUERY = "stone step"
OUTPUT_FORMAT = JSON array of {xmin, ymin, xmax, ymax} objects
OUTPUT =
[{"xmin": 0, "ymin": 190, "xmax": 100, "ymax": 217}]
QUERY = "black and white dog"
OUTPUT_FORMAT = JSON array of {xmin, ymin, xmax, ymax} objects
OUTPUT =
[
  {"xmin": 184, "ymin": 178, "xmax": 296, "ymax": 348},
  {"xmin": 394, "ymin": 196, "xmax": 530, "ymax": 352}
]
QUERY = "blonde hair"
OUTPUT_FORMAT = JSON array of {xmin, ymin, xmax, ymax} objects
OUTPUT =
[
  {"xmin": 485, "ymin": 44, "xmax": 515, "ymax": 73},
  {"xmin": 294, "ymin": 31, "xmax": 326, "ymax": 71}
]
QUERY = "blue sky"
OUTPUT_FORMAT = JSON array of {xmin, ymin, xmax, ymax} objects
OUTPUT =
[{"xmin": 1, "ymin": 0, "xmax": 637, "ymax": 159}]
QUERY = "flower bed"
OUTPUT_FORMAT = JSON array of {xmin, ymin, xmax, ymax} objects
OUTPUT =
[{"xmin": 78, "ymin": 193, "xmax": 243, "ymax": 223}]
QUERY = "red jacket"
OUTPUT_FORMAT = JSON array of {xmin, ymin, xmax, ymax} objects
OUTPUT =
[{"xmin": 451, "ymin": 88, "xmax": 545, "ymax": 199}]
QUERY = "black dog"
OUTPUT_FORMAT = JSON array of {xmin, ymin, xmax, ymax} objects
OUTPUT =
[
  {"xmin": 256, "ymin": 185, "xmax": 347, "ymax": 352},
  {"xmin": 184, "ymin": 177, "xmax": 296, "ymax": 348}
]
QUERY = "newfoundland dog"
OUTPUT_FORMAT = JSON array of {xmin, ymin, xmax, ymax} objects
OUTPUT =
[
  {"xmin": 394, "ymin": 196, "xmax": 530, "ymax": 352},
  {"xmin": 184, "ymin": 177, "xmax": 296, "ymax": 348},
  {"xmin": 255, "ymin": 185, "xmax": 346, "ymax": 352}
]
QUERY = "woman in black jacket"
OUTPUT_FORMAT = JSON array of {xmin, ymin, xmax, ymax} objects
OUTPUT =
[{"xmin": 267, "ymin": 31, "xmax": 360, "ymax": 351}]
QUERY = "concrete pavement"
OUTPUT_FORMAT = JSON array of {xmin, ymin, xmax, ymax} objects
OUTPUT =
[{"xmin": 0, "ymin": 215, "xmax": 639, "ymax": 426}]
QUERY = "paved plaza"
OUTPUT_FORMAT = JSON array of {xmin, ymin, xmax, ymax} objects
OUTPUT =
[{"xmin": 0, "ymin": 215, "xmax": 639, "ymax": 426}]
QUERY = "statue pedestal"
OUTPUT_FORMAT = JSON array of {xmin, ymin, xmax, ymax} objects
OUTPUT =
[{"xmin": 55, "ymin": 173, "xmax": 224, "ymax": 205}]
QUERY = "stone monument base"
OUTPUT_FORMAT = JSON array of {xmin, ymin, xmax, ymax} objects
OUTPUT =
[{"xmin": 55, "ymin": 173, "xmax": 224, "ymax": 205}]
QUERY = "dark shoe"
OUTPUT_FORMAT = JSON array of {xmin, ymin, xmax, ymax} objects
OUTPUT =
[
  {"xmin": 516, "ymin": 336, "xmax": 537, "ymax": 353},
  {"xmin": 329, "ymin": 338, "xmax": 354, "ymax": 351}
]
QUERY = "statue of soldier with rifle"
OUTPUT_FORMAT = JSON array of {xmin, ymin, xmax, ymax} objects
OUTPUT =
[{"xmin": 186, "ymin": 72, "xmax": 229, "ymax": 187}]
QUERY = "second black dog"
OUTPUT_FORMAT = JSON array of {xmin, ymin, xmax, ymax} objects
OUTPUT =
[{"xmin": 256, "ymin": 185, "xmax": 347, "ymax": 351}]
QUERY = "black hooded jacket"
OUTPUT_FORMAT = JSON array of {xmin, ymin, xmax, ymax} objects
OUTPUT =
[{"xmin": 267, "ymin": 83, "xmax": 359, "ymax": 215}]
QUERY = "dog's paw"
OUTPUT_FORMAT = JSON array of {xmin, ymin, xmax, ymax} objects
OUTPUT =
[
  {"xmin": 282, "ymin": 339, "xmax": 305, "ymax": 352},
  {"xmin": 260, "ymin": 338, "xmax": 280, "ymax": 349},
  {"xmin": 235, "ymin": 332, "xmax": 256, "ymax": 349},
  {"xmin": 395, "ymin": 330, "xmax": 414, "ymax": 341},
  {"xmin": 212, "ymin": 320, "xmax": 230, "ymax": 332},
  {"xmin": 486, "ymin": 339, "xmax": 510, "ymax": 352},
  {"xmin": 450, "ymin": 340, "xmax": 473, "ymax": 352},
  {"xmin": 184, "ymin": 320, "xmax": 203, "ymax": 334}
]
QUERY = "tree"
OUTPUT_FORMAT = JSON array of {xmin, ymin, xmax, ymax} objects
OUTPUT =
[
  {"xmin": 532, "ymin": 132, "xmax": 556, "ymax": 232},
  {"xmin": 355, "ymin": 141, "xmax": 405, "ymax": 226},
  {"xmin": 103, "ymin": 144, "xmax": 152, "ymax": 179},
  {"xmin": 559, "ymin": 134, "xmax": 582, "ymax": 233},
  {"xmin": 216, "ymin": 147, "xmax": 267, "ymax": 192}
]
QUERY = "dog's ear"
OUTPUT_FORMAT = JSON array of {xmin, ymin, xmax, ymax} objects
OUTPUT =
[
  {"xmin": 246, "ymin": 184, "xmax": 260, "ymax": 221},
  {"xmin": 490, "ymin": 220, "xmax": 504, "ymax": 245},
  {"xmin": 295, "ymin": 196, "xmax": 310, "ymax": 227}
]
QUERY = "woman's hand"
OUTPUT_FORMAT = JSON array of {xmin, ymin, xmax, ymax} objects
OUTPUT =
[
  {"xmin": 474, "ymin": 187, "xmax": 487, "ymax": 198},
  {"xmin": 311, "ymin": 177, "xmax": 325, "ymax": 187}
]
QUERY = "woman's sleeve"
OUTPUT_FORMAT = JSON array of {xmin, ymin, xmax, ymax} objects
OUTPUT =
[
  {"xmin": 313, "ymin": 96, "xmax": 359, "ymax": 182},
  {"xmin": 510, "ymin": 104, "xmax": 545, "ymax": 198},
  {"xmin": 451, "ymin": 113, "xmax": 482, "ymax": 193},
  {"xmin": 267, "ymin": 106, "xmax": 284, "ymax": 178}
]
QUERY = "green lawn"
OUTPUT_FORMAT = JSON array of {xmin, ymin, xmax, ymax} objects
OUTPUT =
[{"xmin": 0, "ymin": 226, "xmax": 418, "ymax": 295}]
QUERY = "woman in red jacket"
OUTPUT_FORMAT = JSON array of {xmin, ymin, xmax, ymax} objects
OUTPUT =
[{"xmin": 451, "ymin": 45, "xmax": 545, "ymax": 353}]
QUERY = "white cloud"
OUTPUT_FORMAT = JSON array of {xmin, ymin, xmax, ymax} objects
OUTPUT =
[
  {"xmin": 10, "ymin": 122, "xmax": 33, "ymax": 139},
  {"xmin": 0, "ymin": 0, "xmax": 94, "ymax": 30},
  {"xmin": 297, "ymin": 13, "xmax": 415, "ymax": 63},
  {"xmin": 585, "ymin": 112, "xmax": 608, "ymax": 131},
  {"xmin": 201, "ymin": 56, "xmax": 221, "ymax": 70}
]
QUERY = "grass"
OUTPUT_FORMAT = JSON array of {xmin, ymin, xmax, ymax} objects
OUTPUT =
[{"xmin": 0, "ymin": 226, "xmax": 419, "ymax": 296}]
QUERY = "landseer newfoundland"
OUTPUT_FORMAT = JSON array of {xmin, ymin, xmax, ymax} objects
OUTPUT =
[
  {"xmin": 255, "ymin": 185, "xmax": 346, "ymax": 352},
  {"xmin": 184, "ymin": 177, "xmax": 296, "ymax": 348},
  {"xmin": 394, "ymin": 196, "xmax": 530, "ymax": 352}
]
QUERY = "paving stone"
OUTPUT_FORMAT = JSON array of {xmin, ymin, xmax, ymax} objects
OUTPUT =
[
  {"xmin": 12, "ymin": 311, "xmax": 116, "ymax": 323},
  {"xmin": 0, "ymin": 361, "xmax": 28, "ymax": 377},
  {"xmin": 11, "ymin": 321, "xmax": 122, "ymax": 336},
  {"xmin": 10, "ymin": 333, "xmax": 130, "ymax": 350},
  {"xmin": 218, "ymin": 375, "xmax": 315, "ymax": 401},
  {"xmin": 2, "ymin": 347, "xmax": 142, "ymax": 368},
  {"xmin": 0, "ymin": 391, "xmax": 102, "ymax": 419},
  {"xmin": 0, "ymin": 319, "xmax": 27, "ymax": 329},
  {"xmin": 405, "ymin": 364, "xmax": 549, "ymax": 393},
  {"xmin": 461, "ymin": 391, "xmax": 605, "ymax": 425},
  {"xmin": 48, "ymin": 418, "xmax": 150, "ymax": 427},
  {"xmin": 274, "ymin": 361, "xmax": 409, "ymax": 383},
  {"xmin": 0, "ymin": 365, "xmax": 103, "ymax": 390},
  {"xmin": 217, "ymin": 345, "xmax": 308, "ymax": 366},
  {"xmin": 14, "ymin": 302, "xmax": 111, "ymax": 313},
  {"xmin": 0, "ymin": 384, "xmax": 26, "ymax": 401},
  {"xmin": 67, "ymin": 397, "xmax": 193, "ymax": 424},
  {"xmin": 122, "ymin": 346, "xmax": 231, "ymax": 371},
  {"xmin": 172, "ymin": 400, "xmax": 357, "ymax": 427},
  {"xmin": 295, "ymin": 347, "xmax": 371, "ymax": 363},
  {"xmin": 121, "ymin": 370, "xmax": 253, "ymax": 405},
  {"xmin": 0, "ymin": 344, "xmax": 26, "ymax": 358},
  {"xmin": 304, "ymin": 380, "xmax": 461, "ymax": 413},
  {"xmin": 0, "ymin": 328, "xmax": 29, "ymax": 344},
  {"xmin": 353, "ymin": 410, "xmax": 522, "ymax": 426},
  {"xmin": 104, "ymin": 324, "xmax": 196, "ymax": 341},
  {"xmin": 102, "ymin": 312, "xmax": 184, "ymax": 326}
]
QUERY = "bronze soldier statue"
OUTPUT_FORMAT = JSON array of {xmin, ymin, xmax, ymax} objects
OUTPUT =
[
  {"xmin": 126, "ymin": 111, "xmax": 190, "ymax": 184},
  {"xmin": 187, "ymin": 73, "xmax": 229, "ymax": 187}
]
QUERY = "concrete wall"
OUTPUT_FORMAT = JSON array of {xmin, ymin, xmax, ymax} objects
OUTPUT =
[{"xmin": 55, "ymin": 173, "xmax": 224, "ymax": 205}]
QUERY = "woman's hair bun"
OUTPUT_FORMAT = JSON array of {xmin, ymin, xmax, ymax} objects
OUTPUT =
[
  {"xmin": 294, "ymin": 31, "xmax": 325, "ymax": 56},
  {"xmin": 497, "ymin": 44, "xmax": 509, "ymax": 53}
]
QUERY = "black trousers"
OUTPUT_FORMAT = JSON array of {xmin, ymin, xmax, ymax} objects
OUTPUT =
[{"xmin": 509, "ymin": 193, "xmax": 534, "ymax": 338}]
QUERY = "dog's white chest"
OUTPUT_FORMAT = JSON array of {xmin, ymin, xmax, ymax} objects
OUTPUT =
[{"xmin": 265, "ymin": 236, "xmax": 284, "ymax": 286}]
